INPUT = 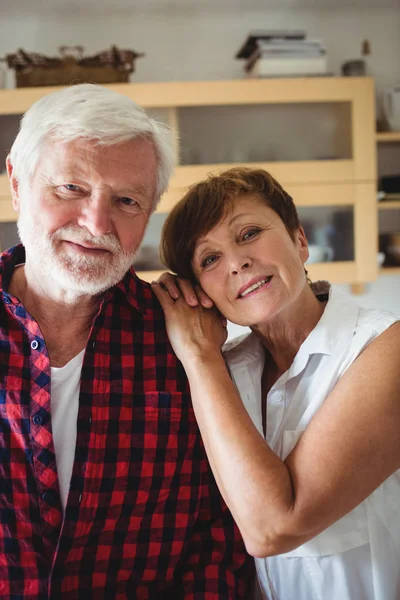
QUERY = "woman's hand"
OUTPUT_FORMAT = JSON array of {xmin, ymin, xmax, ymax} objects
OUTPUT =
[
  {"xmin": 156, "ymin": 271, "xmax": 214, "ymax": 309},
  {"xmin": 151, "ymin": 279, "xmax": 227, "ymax": 364}
]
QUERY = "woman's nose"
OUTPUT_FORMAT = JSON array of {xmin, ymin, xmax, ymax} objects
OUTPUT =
[{"xmin": 231, "ymin": 260, "xmax": 251, "ymax": 275}]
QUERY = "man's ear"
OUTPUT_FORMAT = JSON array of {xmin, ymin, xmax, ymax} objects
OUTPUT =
[
  {"xmin": 296, "ymin": 226, "xmax": 309, "ymax": 264},
  {"xmin": 6, "ymin": 155, "xmax": 21, "ymax": 213}
]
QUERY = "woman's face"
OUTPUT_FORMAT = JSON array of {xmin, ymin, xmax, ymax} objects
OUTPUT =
[{"xmin": 191, "ymin": 194, "xmax": 309, "ymax": 327}]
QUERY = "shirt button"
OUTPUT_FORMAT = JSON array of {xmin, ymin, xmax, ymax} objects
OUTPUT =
[
  {"xmin": 42, "ymin": 491, "xmax": 55, "ymax": 505},
  {"xmin": 3, "ymin": 295, "xmax": 11, "ymax": 304},
  {"xmin": 31, "ymin": 340, "xmax": 39, "ymax": 350},
  {"xmin": 32, "ymin": 414, "xmax": 43, "ymax": 426}
]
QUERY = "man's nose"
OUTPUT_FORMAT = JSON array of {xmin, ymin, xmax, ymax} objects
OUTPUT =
[{"xmin": 77, "ymin": 193, "xmax": 113, "ymax": 237}]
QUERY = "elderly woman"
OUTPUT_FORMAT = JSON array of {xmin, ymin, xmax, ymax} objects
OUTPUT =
[{"xmin": 151, "ymin": 167, "xmax": 400, "ymax": 600}]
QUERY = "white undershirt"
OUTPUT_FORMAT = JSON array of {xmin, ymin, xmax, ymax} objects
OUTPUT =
[{"xmin": 50, "ymin": 350, "xmax": 85, "ymax": 510}]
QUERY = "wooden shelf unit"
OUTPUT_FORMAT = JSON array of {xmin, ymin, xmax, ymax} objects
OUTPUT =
[
  {"xmin": 0, "ymin": 77, "xmax": 377, "ymax": 286},
  {"xmin": 376, "ymin": 132, "xmax": 400, "ymax": 143}
]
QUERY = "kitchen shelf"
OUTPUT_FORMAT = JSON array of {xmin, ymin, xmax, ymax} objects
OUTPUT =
[
  {"xmin": 376, "ymin": 132, "xmax": 400, "ymax": 143},
  {"xmin": 0, "ymin": 77, "xmax": 377, "ymax": 287}
]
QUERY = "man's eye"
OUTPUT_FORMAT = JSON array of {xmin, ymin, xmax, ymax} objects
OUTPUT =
[
  {"xmin": 242, "ymin": 227, "xmax": 261, "ymax": 241},
  {"xmin": 64, "ymin": 184, "xmax": 80, "ymax": 192},
  {"xmin": 120, "ymin": 197, "xmax": 138, "ymax": 207}
]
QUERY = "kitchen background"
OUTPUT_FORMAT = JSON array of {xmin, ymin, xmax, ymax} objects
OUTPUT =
[{"xmin": 0, "ymin": 0, "xmax": 399, "ymax": 337}]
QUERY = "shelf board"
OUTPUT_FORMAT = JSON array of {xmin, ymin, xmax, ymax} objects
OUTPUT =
[
  {"xmin": 171, "ymin": 160, "xmax": 355, "ymax": 189},
  {"xmin": 0, "ymin": 77, "xmax": 374, "ymax": 113},
  {"xmin": 376, "ymin": 132, "xmax": 400, "ymax": 143},
  {"xmin": 378, "ymin": 199, "xmax": 400, "ymax": 210},
  {"xmin": 381, "ymin": 266, "xmax": 400, "ymax": 275}
]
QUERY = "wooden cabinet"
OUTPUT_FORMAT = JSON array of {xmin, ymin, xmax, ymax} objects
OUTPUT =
[
  {"xmin": 376, "ymin": 132, "xmax": 400, "ymax": 277},
  {"xmin": 0, "ymin": 77, "xmax": 378, "ymax": 285}
]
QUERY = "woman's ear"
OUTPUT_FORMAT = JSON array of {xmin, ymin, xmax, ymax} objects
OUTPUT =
[
  {"xmin": 6, "ymin": 155, "xmax": 20, "ymax": 213},
  {"xmin": 296, "ymin": 226, "xmax": 309, "ymax": 264}
]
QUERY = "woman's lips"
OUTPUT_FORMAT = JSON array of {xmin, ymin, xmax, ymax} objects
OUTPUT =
[{"xmin": 237, "ymin": 275, "xmax": 273, "ymax": 298}]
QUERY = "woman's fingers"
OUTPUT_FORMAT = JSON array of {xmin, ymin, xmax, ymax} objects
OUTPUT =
[
  {"xmin": 156, "ymin": 272, "xmax": 181, "ymax": 300},
  {"xmin": 177, "ymin": 278, "xmax": 200, "ymax": 306},
  {"xmin": 155, "ymin": 272, "xmax": 214, "ymax": 309},
  {"xmin": 194, "ymin": 285, "xmax": 214, "ymax": 308},
  {"xmin": 151, "ymin": 280, "xmax": 175, "ymax": 311}
]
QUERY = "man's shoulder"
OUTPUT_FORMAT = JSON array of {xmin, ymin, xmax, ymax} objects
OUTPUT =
[{"xmin": 114, "ymin": 269, "xmax": 165, "ymax": 317}]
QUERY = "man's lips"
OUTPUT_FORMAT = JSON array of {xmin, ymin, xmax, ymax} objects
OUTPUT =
[
  {"xmin": 237, "ymin": 275, "xmax": 273, "ymax": 298},
  {"xmin": 64, "ymin": 240, "xmax": 111, "ymax": 253}
]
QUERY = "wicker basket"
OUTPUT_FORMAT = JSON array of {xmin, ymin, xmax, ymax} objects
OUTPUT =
[{"xmin": 4, "ymin": 46, "xmax": 144, "ymax": 88}]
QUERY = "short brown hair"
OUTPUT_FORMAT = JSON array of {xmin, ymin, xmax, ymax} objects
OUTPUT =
[{"xmin": 160, "ymin": 167, "xmax": 300, "ymax": 281}]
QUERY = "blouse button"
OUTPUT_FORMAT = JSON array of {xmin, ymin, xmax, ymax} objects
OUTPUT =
[{"xmin": 31, "ymin": 340, "xmax": 39, "ymax": 350}]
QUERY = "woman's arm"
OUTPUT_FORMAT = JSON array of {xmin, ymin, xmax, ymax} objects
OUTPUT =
[{"xmin": 152, "ymin": 282, "xmax": 400, "ymax": 557}]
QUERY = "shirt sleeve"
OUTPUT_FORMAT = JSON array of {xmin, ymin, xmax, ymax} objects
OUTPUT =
[{"xmin": 173, "ymin": 453, "xmax": 254, "ymax": 599}]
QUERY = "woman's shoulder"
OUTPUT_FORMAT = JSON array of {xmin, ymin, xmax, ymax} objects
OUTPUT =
[{"xmin": 356, "ymin": 304, "xmax": 399, "ymax": 335}]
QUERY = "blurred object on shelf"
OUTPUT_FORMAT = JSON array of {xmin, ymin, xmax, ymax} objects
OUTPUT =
[
  {"xmin": 132, "ymin": 245, "xmax": 164, "ymax": 272},
  {"xmin": 387, "ymin": 233, "xmax": 400, "ymax": 264},
  {"xmin": 379, "ymin": 233, "xmax": 400, "ymax": 266},
  {"xmin": 306, "ymin": 244, "xmax": 334, "ymax": 264},
  {"xmin": 0, "ymin": 65, "xmax": 5, "ymax": 88},
  {"xmin": 377, "ymin": 191, "xmax": 386, "ymax": 202},
  {"xmin": 236, "ymin": 30, "xmax": 307, "ymax": 59},
  {"xmin": 378, "ymin": 174, "xmax": 400, "ymax": 195},
  {"xmin": 377, "ymin": 252, "xmax": 385, "ymax": 268},
  {"xmin": 236, "ymin": 30, "xmax": 328, "ymax": 78},
  {"xmin": 1, "ymin": 45, "xmax": 144, "ymax": 87},
  {"xmin": 342, "ymin": 39, "xmax": 370, "ymax": 77},
  {"xmin": 342, "ymin": 60, "xmax": 366, "ymax": 77},
  {"xmin": 382, "ymin": 85, "xmax": 400, "ymax": 132}
]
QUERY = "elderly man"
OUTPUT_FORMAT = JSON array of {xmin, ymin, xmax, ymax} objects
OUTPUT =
[{"xmin": 0, "ymin": 84, "xmax": 252, "ymax": 599}]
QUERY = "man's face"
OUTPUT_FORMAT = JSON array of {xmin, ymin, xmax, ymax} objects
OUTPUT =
[{"xmin": 10, "ymin": 137, "xmax": 157, "ymax": 295}]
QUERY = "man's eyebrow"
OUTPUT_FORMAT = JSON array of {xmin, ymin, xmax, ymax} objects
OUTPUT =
[{"xmin": 123, "ymin": 184, "xmax": 151, "ymax": 196}]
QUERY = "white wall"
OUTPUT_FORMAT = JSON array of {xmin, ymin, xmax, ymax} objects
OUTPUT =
[{"xmin": 1, "ymin": 6, "xmax": 400, "ymax": 111}]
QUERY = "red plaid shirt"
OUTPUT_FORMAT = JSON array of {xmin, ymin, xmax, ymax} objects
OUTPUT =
[{"xmin": 0, "ymin": 245, "xmax": 252, "ymax": 600}]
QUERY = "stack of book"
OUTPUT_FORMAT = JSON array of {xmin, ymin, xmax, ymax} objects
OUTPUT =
[{"xmin": 236, "ymin": 30, "xmax": 328, "ymax": 78}]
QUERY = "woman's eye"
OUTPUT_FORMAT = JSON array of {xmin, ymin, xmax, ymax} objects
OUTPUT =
[
  {"xmin": 200, "ymin": 254, "xmax": 218, "ymax": 269},
  {"xmin": 242, "ymin": 227, "xmax": 261, "ymax": 241}
]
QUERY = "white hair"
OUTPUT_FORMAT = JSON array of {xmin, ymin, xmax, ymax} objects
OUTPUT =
[{"xmin": 9, "ymin": 83, "xmax": 176, "ymax": 207}]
